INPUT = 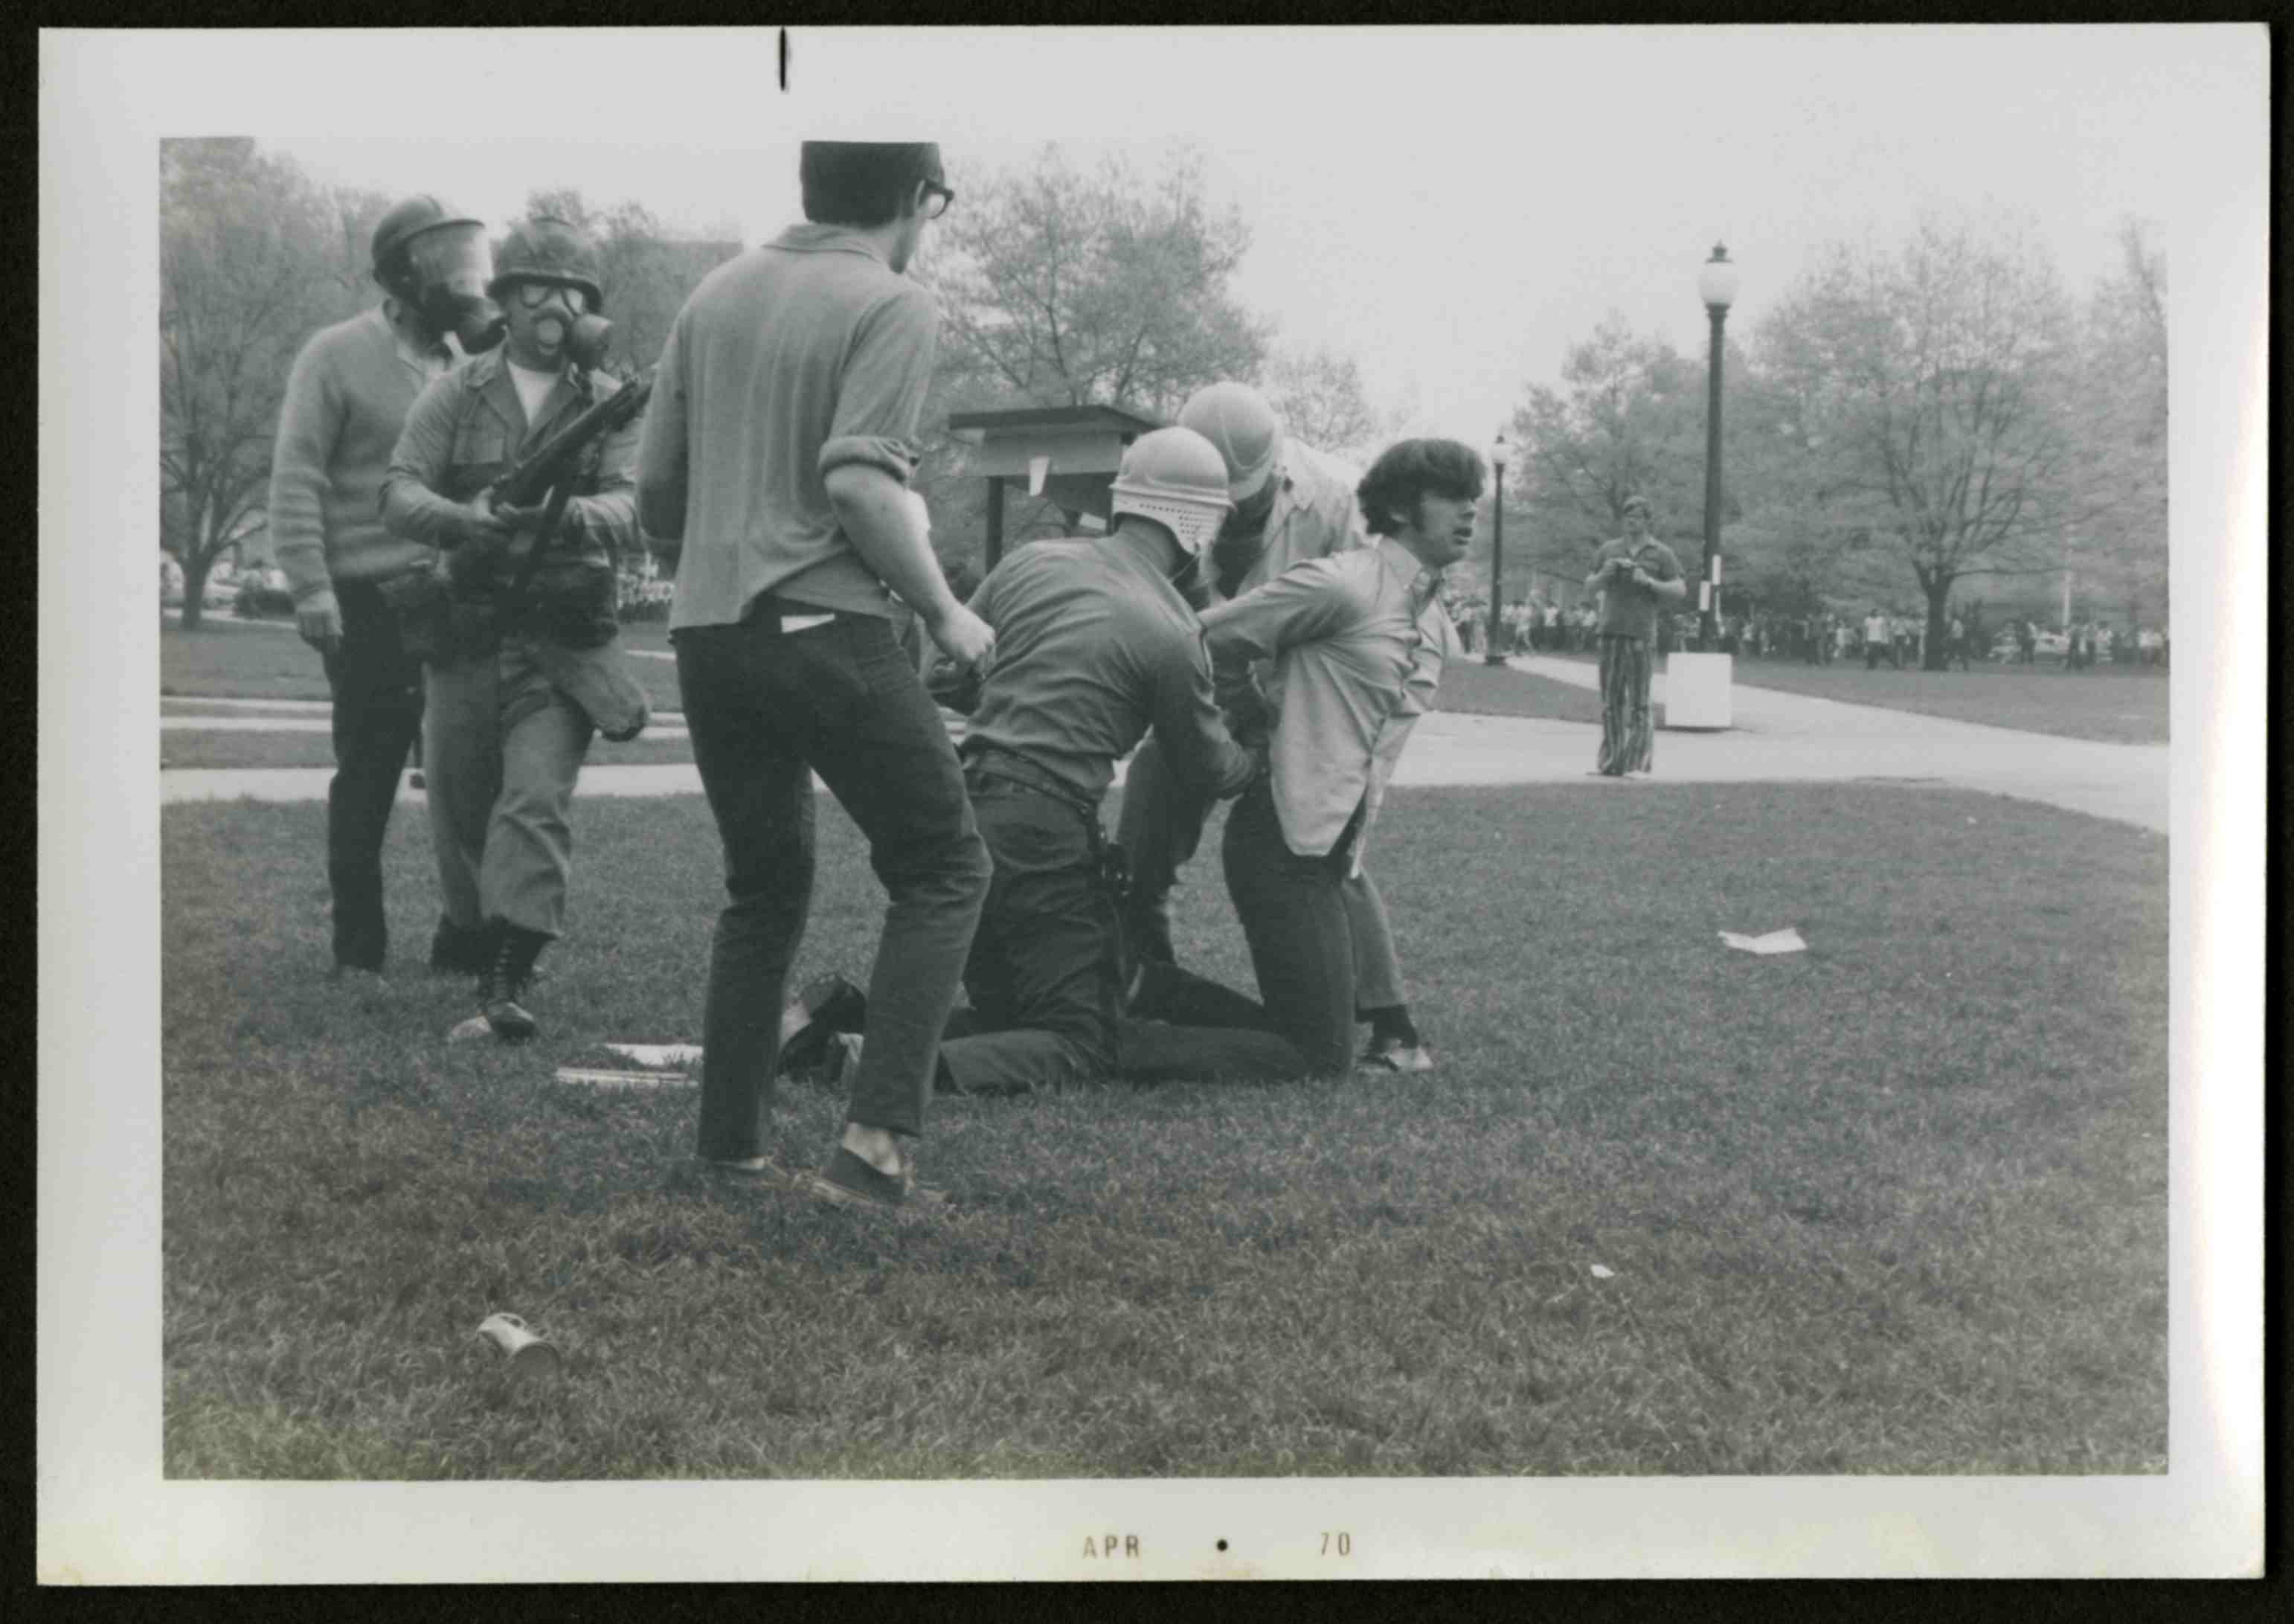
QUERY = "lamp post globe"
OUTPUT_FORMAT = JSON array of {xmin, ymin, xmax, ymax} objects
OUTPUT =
[{"xmin": 1485, "ymin": 429, "xmax": 1511, "ymax": 666}]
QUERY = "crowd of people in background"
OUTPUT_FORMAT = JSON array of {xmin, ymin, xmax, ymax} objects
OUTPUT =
[{"xmin": 1430, "ymin": 588, "xmax": 2168, "ymax": 675}]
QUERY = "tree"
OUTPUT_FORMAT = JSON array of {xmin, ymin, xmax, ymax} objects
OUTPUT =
[
  {"xmin": 1503, "ymin": 314, "xmax": 1711, "ymax": 602},
  {"xmin": 1752, "ymin": 219, "xmax": 2084, "ymax": 667},
  {"xmin": 2072, "ymin": 219, "xmax": 2168, "ymax": 629},
  {"xmin": 160, "ymin": 139, "xmax": 360, "ymax": 627},
  {"xmin": 1264, "ymin": 345, "xmax": 1390, "ymax": 466},
  {"xmin": 916, "ymin": 144, "xmax": 1273, "ymax": 561}
]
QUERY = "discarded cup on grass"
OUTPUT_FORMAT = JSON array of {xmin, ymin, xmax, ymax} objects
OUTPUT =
[{"xmin": 475, "ymin": 1312, "xmax": 562, "ymax": 1383}]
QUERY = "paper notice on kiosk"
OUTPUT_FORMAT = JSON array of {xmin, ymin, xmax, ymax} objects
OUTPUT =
[{"xmin": 1027, "ymin": 454, "xmax": 1050, "ymax": 495}]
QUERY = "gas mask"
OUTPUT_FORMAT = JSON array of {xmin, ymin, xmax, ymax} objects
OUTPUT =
[
  {"xmin": 404, "ymin": 225, "xmax": 506, "ymax": 354},
  {"xmin": 508, "ymin": 284, "xmax": 614, "ymax": 372}
]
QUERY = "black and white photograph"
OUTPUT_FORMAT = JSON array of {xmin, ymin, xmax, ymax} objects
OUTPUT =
[{"xmin": 39, "ymin": 25, "xmax": 2264, "ymax": 1582}]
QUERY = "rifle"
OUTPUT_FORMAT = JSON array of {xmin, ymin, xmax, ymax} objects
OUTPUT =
[{"xmin": 486, "ymin": 367, "xmax": 655, "ymax": 599}]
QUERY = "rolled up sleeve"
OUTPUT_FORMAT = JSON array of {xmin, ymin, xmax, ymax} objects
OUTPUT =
[
  {"xmin": 634, "ymin": 323, "xmax": 688, "ymax": 546},
  {"xmin": 817, "ymin": 283, "xmax": 938, "ymax": 484}
]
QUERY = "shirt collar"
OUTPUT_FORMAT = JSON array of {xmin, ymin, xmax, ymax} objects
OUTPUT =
[
  {"xmin": 771, "ymin": 222, "xmax": 892, "ymax": 266},
  {"xmin": 1375, "ymin": 536, "xmax": 1442, "ymax": 614}
]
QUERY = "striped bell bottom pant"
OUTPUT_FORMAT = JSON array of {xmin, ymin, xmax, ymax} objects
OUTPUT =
[{"xmin": 1596, "ymin": 633, "xmax": 1655, "ymax": 775}]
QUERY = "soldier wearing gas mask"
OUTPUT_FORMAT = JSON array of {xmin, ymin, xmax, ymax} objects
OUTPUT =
[
  {"xmin": 379, "ymin": 214, "xmax": 648, "ymax": 1044},
  {"xmin": 269, "ymin": 194, "xmax": 506, "ymax": 982}
]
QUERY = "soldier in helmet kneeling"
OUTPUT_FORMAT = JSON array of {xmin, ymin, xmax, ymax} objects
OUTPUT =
[
  {"xmin": 916, "ymin": 426, "xmax": 1321, "ymax": 1094},
  {"xmin": 379, "ymin": 214, "xmax": 650, "ymax": 1043}
]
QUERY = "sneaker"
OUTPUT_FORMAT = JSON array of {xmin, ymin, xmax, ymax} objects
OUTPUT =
[
  {"xmin": 328, "ymin": 962, "xmax": 388, "ymax": 986},
  {"xmin": 777, "ymin": 975, "xmax": 867, "ymax": 1076},
  {"xmin": 1359, "ymin": 1035, "xmax": 1435, "ymax": 1074}
]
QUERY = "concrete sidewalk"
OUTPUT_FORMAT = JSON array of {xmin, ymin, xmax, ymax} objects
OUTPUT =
[
  {"xmin": 1500, "ymin": 655, "xmax": 2168, "ymax": 832},
  {"xmin": 160, "ymin": 660, "xmax": 2167, "ymax": 832}
]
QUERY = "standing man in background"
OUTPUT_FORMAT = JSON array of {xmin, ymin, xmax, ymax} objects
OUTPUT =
[
  {"xmin": 1585, "ymin": 495, "xmax": 1686, "ymax": 777},
  {"xmin": 269, "ymin": 196, "xmax": 504, "ymax": 982},
  {"xmin": 636, "ymin": 141, "xmax": 994, "ymax": 1210}
]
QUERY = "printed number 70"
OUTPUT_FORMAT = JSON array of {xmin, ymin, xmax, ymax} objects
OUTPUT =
[{"xmin": 1320, "ymin": 1532, "xmax": 1351, "ymax": 1556}]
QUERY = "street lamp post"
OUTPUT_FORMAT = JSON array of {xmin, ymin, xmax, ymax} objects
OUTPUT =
[
  {"xmin": 1485, "ymin": 429, "xmax": 1510, "ymax": 666},
  {"xmin": 1697, "ymin": 243, "xmax": 1740, "ymax": 648}
]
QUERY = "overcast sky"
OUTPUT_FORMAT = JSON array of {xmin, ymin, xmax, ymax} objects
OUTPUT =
[{"xmin": 215, "ymin": 26, "xmax": 2254, "ymax": 452}]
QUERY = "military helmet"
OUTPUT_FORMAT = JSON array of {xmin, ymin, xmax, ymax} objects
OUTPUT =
[
  {"xmin": 1108, "ymin": 427, "xmax": 1234, "ymax": 559},
  {"xmin": 1177, "ymin": 380, "xmax": 1284, "ymax": 503},
  {"xmin": 370, "ymin": 194, "xmax": 486, "ymax": 286},
  {"xmin": 486, "ymin": 216, "xmax": 605, "ymax": 309}
]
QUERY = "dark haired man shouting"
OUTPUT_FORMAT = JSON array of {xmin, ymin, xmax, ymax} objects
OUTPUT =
[
  {"xmin": 636, "ymin": 141, "xmax": 994, "ymax": 1210},
  {"xmin": 1136, "ymin": 439, "xmax": 1484, "ymax": 1077}
]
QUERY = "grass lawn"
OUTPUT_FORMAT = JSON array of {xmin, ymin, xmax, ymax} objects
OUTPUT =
[
  {"xmin": 160, "ymin": 728, "xmax": 701, "ymax": 771},
  {"xmin": 161, "ymin": 622, "xmax": 689, "ymax": 717},
  {"xmin": 161, "ymin": 780, "xmax": 2167, "ymax": 1479},
  {"xmin": 1417, "ymin": 660, "xmax": 1606, "ymax": 725},
  {"xmin": 1526, "ymin": 647, "xmax": 2168, "ymax": 746}
]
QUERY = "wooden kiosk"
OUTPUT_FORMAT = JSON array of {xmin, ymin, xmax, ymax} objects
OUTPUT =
[{"xmin": 945, "ymin": 404, "xmax": 1165, "ymax": 570}]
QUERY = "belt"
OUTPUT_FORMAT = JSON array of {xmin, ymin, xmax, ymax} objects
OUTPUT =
[{"xmin": 960, "ymin": 743, "xmax": 1098, "ymax": 818}]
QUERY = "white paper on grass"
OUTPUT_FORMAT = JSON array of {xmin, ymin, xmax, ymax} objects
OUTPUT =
[
  {"xmin": 555, "ymin": 1068, "xmax": 693, "ymax": 1091},
  {"xmin": 1719, "ymin": 927, "xmax": 1808, "ymax": 956},
  {"xmin": 603, "ymin": 1043, "xmax": 704, "ymax": 1068},
  {"xmin": 1590, "ymin": 1265, "xmax": 1616, "ymax": 1280}
]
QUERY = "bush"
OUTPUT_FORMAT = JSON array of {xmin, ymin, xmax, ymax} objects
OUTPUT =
[{"xmin": 234, "ymin": 582, "xmax": 298, "ymax": 620}]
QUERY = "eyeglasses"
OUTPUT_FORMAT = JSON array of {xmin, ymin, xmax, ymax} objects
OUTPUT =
[
  {"xmin": 513, "ymin": 282, "xmax": 592, "ymax": 314},
  {"xmin": 919, "ymin": 180, "xmax": 955, "ymax": 220}
]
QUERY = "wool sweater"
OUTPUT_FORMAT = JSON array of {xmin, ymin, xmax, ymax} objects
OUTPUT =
[{"xmin": 269, "ymin": 307, "xmax": 449, "ymax": 603}]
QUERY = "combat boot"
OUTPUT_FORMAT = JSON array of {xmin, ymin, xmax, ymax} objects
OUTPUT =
[{"xmin": 476, "ymin": 922, "xmax": 549, "ymax": 1043}]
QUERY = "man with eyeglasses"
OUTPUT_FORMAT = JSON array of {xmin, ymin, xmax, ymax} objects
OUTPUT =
[
  {"xmin": 636, "ymin": 142, "xmax": 994, "ymax": 1210},
  {"xmin": 380, "ymin": 214, "xmax": 649, "ymax": 1043}
]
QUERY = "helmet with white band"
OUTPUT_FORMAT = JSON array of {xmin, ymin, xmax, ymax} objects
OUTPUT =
[{"xmin": 1108, "ymin": 427, "xmax": 1233, "ymax": 558}]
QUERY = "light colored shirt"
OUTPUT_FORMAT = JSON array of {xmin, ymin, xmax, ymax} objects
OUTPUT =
[
  {"xmin": 267, "ymin": 304, "xmax": 456, "ymax": 603},
  {"xmin": 1591, "ymin": 536, "xmax": 1684, "ymax": 640},
  {"xmin": 1204, "ymin": 439, "xmax": 1369, "ymax": 606},
  {"xmin": 636, "ymin": 224, "xmax": 940, "ymax": 628},
  {"xmin": 1202, "ymin": 537, "xmax": 1439, "ymax": 870},
  {"xmin": 505, "ymin": 358, "xmax": 560, "ymax": 428}
]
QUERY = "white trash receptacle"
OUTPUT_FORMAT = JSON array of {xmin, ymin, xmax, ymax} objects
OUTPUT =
[{"xmin": 1664, "ymin": 652, "xmax": 1732, "ymax": 730}]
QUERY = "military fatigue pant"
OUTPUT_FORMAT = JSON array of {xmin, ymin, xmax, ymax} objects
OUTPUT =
[{"xmin": 422, "ymin": 635, "xmax": 594, "ymax": 940}]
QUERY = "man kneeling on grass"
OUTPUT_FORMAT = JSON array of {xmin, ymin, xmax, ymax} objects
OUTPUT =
[{"xmin": 1129, "ymin": 438, "xmax": 1482, "ymax": 1077}]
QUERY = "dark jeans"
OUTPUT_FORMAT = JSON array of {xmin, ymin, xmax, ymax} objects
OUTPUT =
[
  {"xmin": 1203, "ymin": 777, "xmax": 1361, "ymax": 1076},
  {"xmin": 939, "ymin": 769, "xmax": 1308, "ymax": 1094},
  {"xmin": 675, "ymin": 608, "xmax": 991, "ymax": 1157},
  {"xmin": 321, "ymin": 580, "xmax": 424, "ymax": 969}
]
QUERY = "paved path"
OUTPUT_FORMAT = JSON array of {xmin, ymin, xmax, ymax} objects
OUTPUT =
[{"xmin": 158, "ymin": 657, "xmax": 2168, "ymax": 833}]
